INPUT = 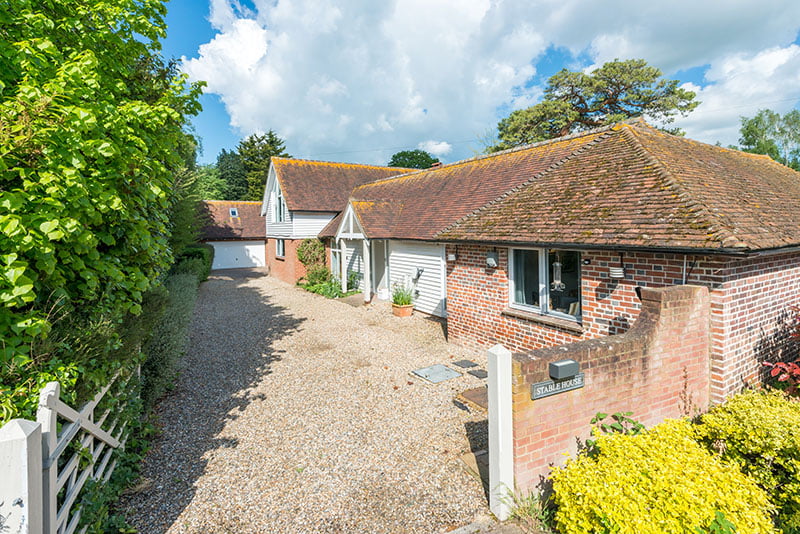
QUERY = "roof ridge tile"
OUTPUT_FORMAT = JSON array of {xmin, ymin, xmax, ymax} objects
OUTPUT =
[
  {"xmin": 433, "ymin": 130, "xmax": 613, "ymax": 238},
  {"xmin": 354, "ymin": 123, "xmax": 620, "ymax": 192}
]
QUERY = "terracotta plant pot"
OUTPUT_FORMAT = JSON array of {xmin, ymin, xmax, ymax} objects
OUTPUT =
[{"xmin": 392, "ymin": 303, "xmax": 413, "ymax": 317}]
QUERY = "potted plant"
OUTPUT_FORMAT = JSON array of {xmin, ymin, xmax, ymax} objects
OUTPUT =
[{"xmin": 392, "ymin": 285, "xmax": 414, "ymax": 317}]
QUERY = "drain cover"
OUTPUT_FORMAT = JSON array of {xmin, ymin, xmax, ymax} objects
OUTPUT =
[
  {"xmin": 468, "ymin": 369, "xmax": 488, "ymax": 379},
  {"xmin": 452, "ymin": 359, "xmax": 478, "ymax": 368},
  {"xmin": 412, "ymin": 364, "xmax": 462, "ymax": 383}
]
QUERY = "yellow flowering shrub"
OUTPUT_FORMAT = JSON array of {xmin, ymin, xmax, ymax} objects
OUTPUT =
[
  {"xmin": 695, "ymin": 389, "xmax": 800, "ymax": 532},
  {"xmin": 550, "ymin": 419, "xmax": 775, "ymax": 534}
]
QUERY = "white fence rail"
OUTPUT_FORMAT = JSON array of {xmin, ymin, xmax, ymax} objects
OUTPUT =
[{"xmin": 1, "ymin": 370, "xmax": 135, "ymax": 534}]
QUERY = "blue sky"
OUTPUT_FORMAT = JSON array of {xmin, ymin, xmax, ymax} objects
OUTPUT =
[{"xmin": 162, "ymin": 0, "xmax": 800, "ymax": 166}]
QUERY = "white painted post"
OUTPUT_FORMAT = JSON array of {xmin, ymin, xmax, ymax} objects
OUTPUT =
[
  {"xmin": 488, "ymin": 344, "xmax": 514, "ymax": 521},
  {"xmin": 37, "ymin": 383, "xmax": 59, "ymax": 534},
  {"xmin": 0, "ymin": 419, "xmax": 43, "ymax": 534},
  {"xmin": 362, "ymin": 239, "xmax": 371, "ymax": 303},
  {"xmin": 339, "ymin": 239, "xmax": 347, "ymax": 292}
]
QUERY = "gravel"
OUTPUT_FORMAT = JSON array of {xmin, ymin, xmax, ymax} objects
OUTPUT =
[{"xmin": 120, "ymin": 269, "xmax": 492, "ymax": 533}]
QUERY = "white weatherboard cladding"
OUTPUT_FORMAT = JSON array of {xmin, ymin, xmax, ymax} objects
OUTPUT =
[
  {"xmin": 264, "ymin": 169, "xmax": 292, "ymax": 238},
  {"xmin": 209, "ymin": 241, "xmax": 266, "ymax": 269},
  {"xmin": 343, "ymin": 239, "xmax": 365, "ymax": 290},
  {"xmin": 293, "ymin": 212, "xmax": 335, "ymax": 238},
  {"xmin": 388, "ymin": 241, "xmax": 445, "ymax": 317}
]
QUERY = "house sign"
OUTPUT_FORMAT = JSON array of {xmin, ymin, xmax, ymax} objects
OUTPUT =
[{"xmin": 531, "ymin": 373, "xmax": 584, "ymax": 400}]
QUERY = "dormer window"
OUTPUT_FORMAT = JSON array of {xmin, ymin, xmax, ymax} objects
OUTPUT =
[{"xmin": 229, "ymin": 207, "xmax": 239, "ymax": 217}]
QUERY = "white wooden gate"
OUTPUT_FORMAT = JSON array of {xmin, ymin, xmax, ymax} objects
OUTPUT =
[{"xmin": 0, "ymin": 370, "xmax": 136, "ymax": 534}]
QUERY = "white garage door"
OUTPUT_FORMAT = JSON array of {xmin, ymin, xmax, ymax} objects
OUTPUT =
[
  {"xmin": 388, "ymin": 241, "xmax": 446, "ymax": 317},
  {"xmin": 209, "ymin": 241, "xmax": 266, "ymax": 269}
]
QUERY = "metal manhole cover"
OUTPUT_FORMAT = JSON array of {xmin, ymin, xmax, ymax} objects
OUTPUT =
[{"xmin": 412, "ymin": 364, "xmax": 462, "ymax": 384}]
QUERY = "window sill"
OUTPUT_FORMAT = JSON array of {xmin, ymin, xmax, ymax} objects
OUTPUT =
[
  {"xmin": 276, "ymin": 257, "xmax": 285, "ymax": 261},
  {"xmin": 502, "ymin": 307, "xmax": 584, "ymax": 334}
]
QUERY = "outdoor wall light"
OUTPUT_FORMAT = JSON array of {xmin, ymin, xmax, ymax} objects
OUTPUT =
[
  {"xmin": 609, "ymin": 253, "xmax": 625, "ymax": 279},
  {"xmin": 415, "ymin": 267, "xmax": 425, "ymax": 279},
  {"xmin": 447, "ymin": 252, "xmax": 457, "ymax": 262},
  {"xmin": 486, "ymin": 251, "xmax": 499, "ymax": 269}
]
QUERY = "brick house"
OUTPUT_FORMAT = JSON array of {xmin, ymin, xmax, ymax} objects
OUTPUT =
[
  {"xmin": 340, "ymin": 120, "xmax": 800, "ymax": 403},
  {"xmin": 200, "ymin": 200, "xmax": 267, "ymax": 269},
  {"xmin": 259, "ymin": 157, "xmax": 414, "ymax": 284}
]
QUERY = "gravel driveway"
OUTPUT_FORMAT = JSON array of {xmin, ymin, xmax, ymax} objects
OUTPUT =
[{"xmin": 121, "ymin": 269, "xmax": 492, "ymax": 533}]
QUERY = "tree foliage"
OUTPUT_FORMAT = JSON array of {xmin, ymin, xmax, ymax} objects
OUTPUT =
[
  {"xmin": 491, "ymin": 59, "xmax": 699, "ymax": 151},
  {"xmin": 388, "ymin": 149, "xmax": 439, "ymax": 169},
  {"xmin": 194, "ymin": 164, "xmax": 226, "ymax": 200},
  {"xmin": 238, "ymin": 131, "xmax": 290, "ymax": 201},
  {"xmin": 738, "ymin": 109, "xmax": 800, "ymax": 170},
  {"xmin": 0, "ymin": 0, "xmax": 201, "ymax": 405},
  {"xmin": 217, "ymin": 149, "xmax": 247, "ymax": 200}
]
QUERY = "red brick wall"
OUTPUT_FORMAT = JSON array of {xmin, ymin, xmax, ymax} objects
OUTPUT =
[
  {"xmin": 266, "ymin": 238, "xmax": 307, "ymax": 284},
  {"xmin": 711, "ymin": 252, "xmax": 800, "ymax": 401},
  {"xmin": 446, "ymin": 244, "xmax": 800, "ymax": 404},
  {"xmin": 510, "ymin": 285, "xmax": 711, "ymax": 490}
]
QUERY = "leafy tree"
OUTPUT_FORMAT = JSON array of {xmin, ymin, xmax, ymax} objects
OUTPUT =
[
  {"xmin": 238, "ymin": 131, "xmax": 290, "ymax": 201},
  {"xmin": 217, "ymin": 149, "xmax": 247, "ymax": 200},
  {"xmin": 194, "ymin": 164, "xmax": 227, "ymax": 200},
  {"xmin": 739, "ymin": 109, "xmax": 800, "ymax": 170},
  {"xmin": 491, "ymin": 59, "xmax": 699, "ymax": 151},
  {"xmin": 388, "ymin": 149, "xmax": 440, "ymax": 169},
  {"xmin": 0, "ymin": 0, "xmax": 201, "ymax": 412}
]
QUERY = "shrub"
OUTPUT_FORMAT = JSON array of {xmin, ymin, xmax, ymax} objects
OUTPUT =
[
  {"xmin": 550, "ymin": 419, "xmax": 775, "ymax": 534},
  {"xmin": 695, "ymin": 388, "xmax": 800, "ymax": 531},
  {"xmin": 177, "ymin": 244, "xmax": 214, "ymax": 281},
  {"xmin": 305, "ymin": 264, "xmax": 332, "ymax": 286},
  {"xmin": 305, "ymin": 279, "xmax": 344, "ymax": 299},
  {"xmin": 763, "ymin": 360, "xmax": 800, "ymax": 396},
  {"xmin": 297, "ymin": 238, "xmax": 326, "ymax": 266},
  {"xmin": 140, "ymin": 274, "xmax": 199, "ymax": 410},
  {"xmin": 170, "ymin": 257, "xmax": 206, "ymax": 284}
]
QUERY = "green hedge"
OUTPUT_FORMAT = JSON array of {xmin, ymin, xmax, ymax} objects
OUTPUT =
[
  {"xmin": 695, "ymin": 389, "xmax": 800, "ymax": 532},
  {"xmin": 140, "ymin": 274, "xmax": 200, "ymax": 410},
  {"xmin": 173, "ymin": 243, "xmax": 214, "ymax": 282}
]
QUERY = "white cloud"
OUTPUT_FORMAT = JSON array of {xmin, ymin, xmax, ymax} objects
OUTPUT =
[
  {"xmin": 418, "ymin": 140, "xmax": 452, "ymax": 157},
  {"xmin": 673, "ymin": 45, "xmax": 800, "ymax": 146},
  {"xmin": 185, "ymin": 0, "xmax": 800, "ymax": 163}
]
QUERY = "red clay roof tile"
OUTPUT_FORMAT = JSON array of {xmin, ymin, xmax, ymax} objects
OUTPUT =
[
  {"xmin": 200, "ymin": 201, "xmax": 265, "ymax": 240},
  {"xmin": 272, "ymin": 158, "xmax": 416, "ymax": 213}
]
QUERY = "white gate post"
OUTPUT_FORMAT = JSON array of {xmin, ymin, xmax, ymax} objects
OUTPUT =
[
  {"xmin": 339, "ymin": 239, "xmax": 348, "ymax": 292},
  {"xmin": 488, "ymin": 344, "xmax": 514, "ymax": 520},
  {"xmin": 37, "ymin": 383, "xmax": 59, "ymax": 534},
  {"xmin": 0, "ymin": 419, "xmax": 43, "ymax": 534},
  {"xmin": 362, "ymin": 239, "xmax": 371, "ymax": 303}
]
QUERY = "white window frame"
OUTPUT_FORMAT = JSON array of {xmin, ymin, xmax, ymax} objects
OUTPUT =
[
  {"xmin": 229, "ymin": 207, "xmax": 239, "ymax": 217},
  {"xmin": 276, "ymin": 239, "xmax": 285, "ymax": 258},
  {"xmin": 274, "ymin": 187, "xmax": 286, "ymax": 223},
  {"xmin": 508, "ymin": 247, "xmax": 582, "ymax": 321}
]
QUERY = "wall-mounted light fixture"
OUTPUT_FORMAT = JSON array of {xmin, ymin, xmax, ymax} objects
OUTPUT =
[
  {"xmin": 414, "ymin": 267, "xmax": 425, "ymax": 279},
  {"xmin": 486, "ymin": 250, "xmax": 499, "ymax": 269},
  {"xmin": 609, "ymin": 252, "xmax": 625, "ymax": 279}
]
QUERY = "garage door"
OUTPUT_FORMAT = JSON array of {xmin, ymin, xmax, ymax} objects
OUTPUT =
[
  {"xmin": 388, "ymin": 241, "xmax": 446, "ymax": 317},
  {"xmin": 209, "ymin": 241, "xmax": 266, "ymax": 269}
]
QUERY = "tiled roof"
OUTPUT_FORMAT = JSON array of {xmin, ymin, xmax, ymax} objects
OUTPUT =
[
  {"xmin": 272, "ymin": 157, "xmax": 416, "ymax": 213},
  {"xmin": 200, "ymin": 201, "xmax": 266, "ymax": 240},
  {"xmin": 318, "ymin": 211, "xmax": 343, "ymax": 238},
  {"xmin": 436, "ymin": 121, "xmax": 800, "ymax": 252},
  {"xmin": 348, "ymin": 129, "xmax": 609, "ymax": 240}
]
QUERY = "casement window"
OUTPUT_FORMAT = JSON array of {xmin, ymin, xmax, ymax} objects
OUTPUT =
[
  {"xmin": 276, "ymin": 239, "xmax": 285, "ymax": 258},
  {"xmin": 229, "ymin": 207, "xmax": 239, "ymax": 217},
  {"xmin": 274, "ymin": 187, "xmax": 286, "ymax": 222},
  {"xmin": 509, "ymin": 248, "xmax": 582, "ymax": 320}
]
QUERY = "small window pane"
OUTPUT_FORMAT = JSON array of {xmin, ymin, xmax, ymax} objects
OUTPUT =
[
  {"xmin": 548, "ymin": 250, "xmax": 580, "ymax": 317},
  {"xmin": 276, "ymin": 239, "xmax": 285, "ymax": 257},
  {"xmin": 513, "ymin": 250, "xmax": 540, "ymax": 307},
  {"xmin": 229, "ymin": 208, "xmax": 238, "ymax": 217}
]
